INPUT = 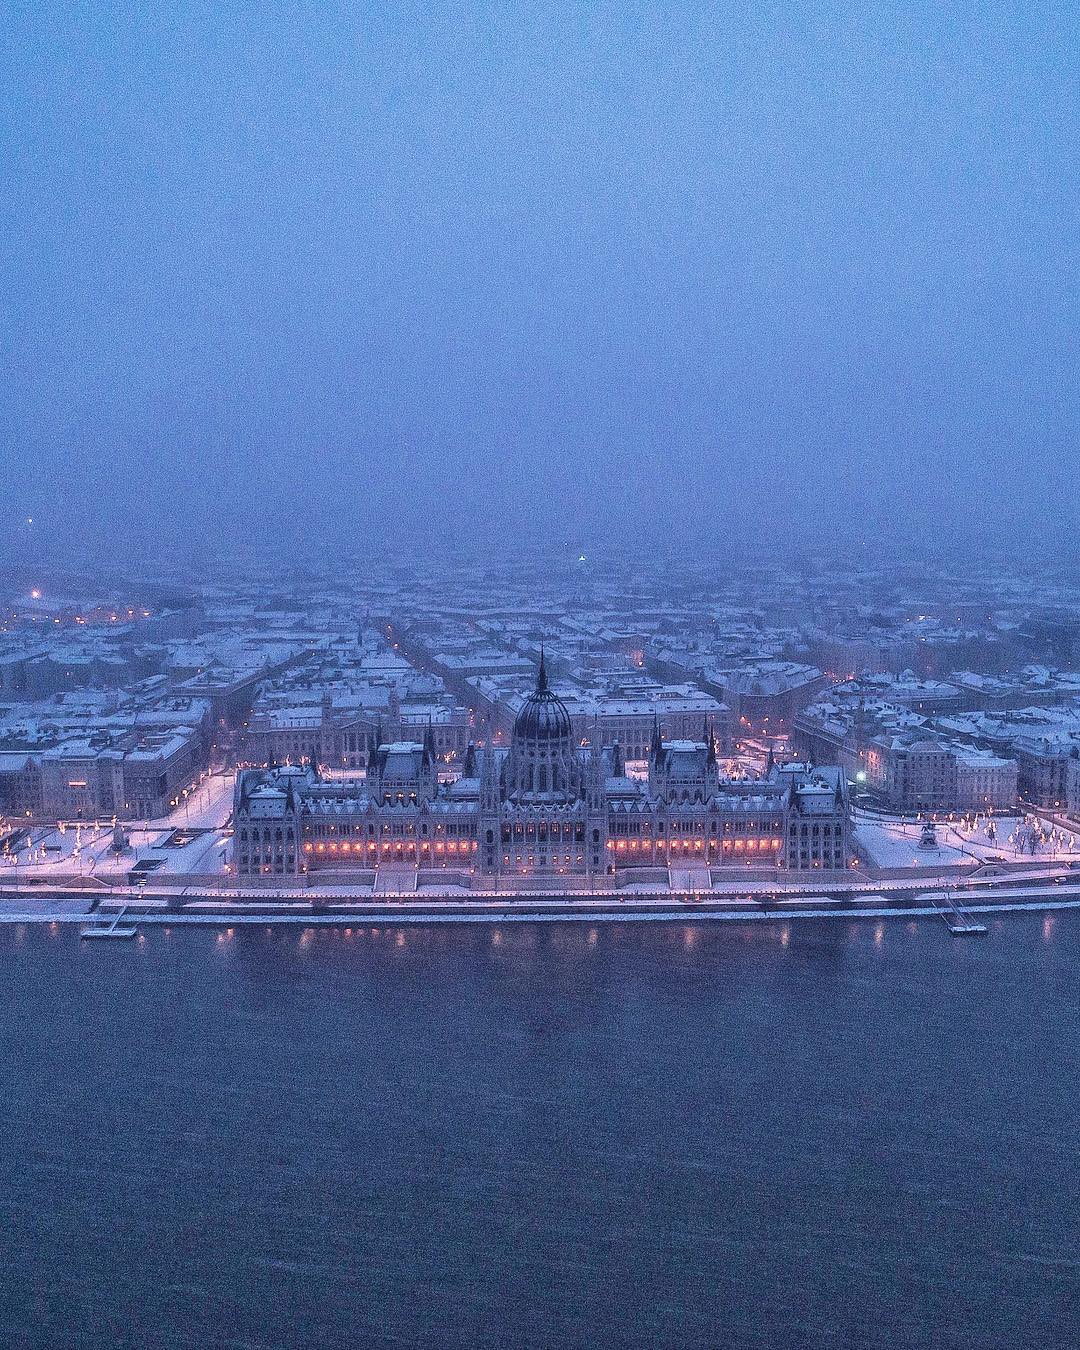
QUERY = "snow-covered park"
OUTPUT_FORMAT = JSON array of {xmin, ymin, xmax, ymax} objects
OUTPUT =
[
  {"xmin": 855, "ymin": 809, "xmax": 1080, "ymax": 871},
  {"xmin": 0, "ymin": 773, "xmax": 235, "ymax": 881}
]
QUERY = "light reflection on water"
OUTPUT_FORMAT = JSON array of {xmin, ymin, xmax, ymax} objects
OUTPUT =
[
  {"xmin": 0, "ymin": 914, "xmax": 1076, "ymax": 1348},
  {"xmin": 250, "ymin": 911, "xmax": 1041, "ymax": 961}
]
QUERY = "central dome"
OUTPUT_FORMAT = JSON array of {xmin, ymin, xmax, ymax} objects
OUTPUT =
[{"xmin": 513, "ymin": 650, "xmax": 573, "ymax": 742}]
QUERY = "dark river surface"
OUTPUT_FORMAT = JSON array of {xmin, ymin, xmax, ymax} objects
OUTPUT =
[{"xmin": 0, "ymin": 914, "xmax": 1077, "ymax": 1350}]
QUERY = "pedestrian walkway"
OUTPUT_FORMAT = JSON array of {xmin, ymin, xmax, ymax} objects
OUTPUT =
[
  {"xmin": 374, "ymin": 866, "xmax": 418, "ymax": 894},
  {"xmin": 669, "ymin": 864, "xmax": 710, "ymax": 891}
]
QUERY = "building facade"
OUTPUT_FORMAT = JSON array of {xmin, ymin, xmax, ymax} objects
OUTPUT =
[
  {"xmin": 232, "ymin": 658, "xmax": 851, "ymax": 880},
  {"xmin": 0, "ymin": 695, "xmax": 212, "ymax": 822},
  {"xmin": 863, "ymin": 733, "xmax": 1020, "ymax": 814},
  {"xmin": 865, "ymin": 736, "xmax": 957, "ymax": 813},
  {"xmin": 953, "ymin": 748, "xmax": 1019, "ymax": 813},
  {"xmin": 242, "ymin": 688, "xmax": 472, "ymax": 771}
]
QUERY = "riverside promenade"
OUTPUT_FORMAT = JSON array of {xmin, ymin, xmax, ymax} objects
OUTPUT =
[
  {"xmin": 4, "ymin": 865, "xmax": 1080, "ymax": 929},
  {"xmin": 6, "ymin": 775, "xmax": 1078, "ymax": 928}
]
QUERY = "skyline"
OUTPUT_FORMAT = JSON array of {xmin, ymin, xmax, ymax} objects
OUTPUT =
[{"xmin": 2, "ymin": 2, "xmax": 1078, "ymax": 560}]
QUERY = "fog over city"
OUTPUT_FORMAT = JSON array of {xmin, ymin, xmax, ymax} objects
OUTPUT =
[
  {"xmin": 2, "ymin": 2, "xmax": 1076, "ymax": 565},
  {"xmin": 6, "ymin": 10, "xmax": 1080, "ymax": 1347}
]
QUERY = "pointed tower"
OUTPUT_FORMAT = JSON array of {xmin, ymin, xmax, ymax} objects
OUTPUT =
[
  {"xmin": 462, "ymin": 742, "xmax": 477, "ymax": 778},
  {"xmin": 320, "ymin": 687, "xmax": 333, "ymax": 768},
  {"xmin": 853, "ymin": 695, "xmax": 868, "ymax": 748},
  {"xmin": 585, "ymin": 733, "xmax": 606, "ymax": 811},
  {"xmin": 585, "ymin": 730, "xmax": 608, "ymax": 876},
  {"xmin": 478, "ymin": 726, "xmax": 501, "ymax": 877},
  {"xmin": 505, "ymin": 641, "xmax": 574, "ymax": 800},
  {"xmin": 479, "ymin": 733, "xmax": 499, "ymax": 813},
  {"xmin": 366, "ymin": 732, "xmax": 382, "ymax": 801},
  {"xmin": 420, "ymin": 717, "xmax": 437, "ymax": 801},
  {"xmin": 648, "ymin": 715, "xmax": 664, "ymax": 797}
]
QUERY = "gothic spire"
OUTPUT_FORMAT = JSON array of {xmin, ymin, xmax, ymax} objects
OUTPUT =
[
  {"xmin": 537, "ymin": 643, "xmax": 548, "ymax": 693},
  {"xmin": 479, "ymin": 733, "xmax": 499, "ymax": 811}
]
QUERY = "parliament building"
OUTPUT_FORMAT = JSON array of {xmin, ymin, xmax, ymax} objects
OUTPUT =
[{"xmin": 232, "ymin": 655, "xmax": 852, "ymax": 882}]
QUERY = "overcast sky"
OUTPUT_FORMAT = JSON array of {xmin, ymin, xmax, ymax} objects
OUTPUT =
[{"xmin": 1, "ymin": 2, "xmax": 1077, "ymax": 563}]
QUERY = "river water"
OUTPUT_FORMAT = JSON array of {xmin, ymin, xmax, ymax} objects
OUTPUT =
[{"xmin": 0, "ymin": 914, "xmax": 1077, "ymax": 1349}]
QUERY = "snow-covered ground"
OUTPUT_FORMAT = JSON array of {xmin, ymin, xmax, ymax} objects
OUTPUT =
[
  {"xmin": 150, "ymin": 772, "xmax": 235, "ymax": 830},
  {"xmin": 855, "ymin": 811, "xmax": 1080, "ymax": 871},
  {"xmin": 854, "ymin": 819, "xmax": 962, "ymax": 871},
  {"xmin": 6, "ymin": 782, "xmax": 1080, "ymax": 894},
  {"xmin": 0, "ymin": 772, "xmax": 236, "ymax": 881}
]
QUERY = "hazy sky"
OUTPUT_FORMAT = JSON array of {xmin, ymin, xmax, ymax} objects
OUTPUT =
[{"xmin": 2, "ymin": 2, "xmax": 1077, "ymax": 562}]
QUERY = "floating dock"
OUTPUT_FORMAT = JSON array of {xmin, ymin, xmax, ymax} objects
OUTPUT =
[
  {"xmin": 80, "ymin": 906, "xmax": 138, "ymax": 940},
  {"xmin": 939, "ymin": 889, "xmax": 988, "ymax": 936}
]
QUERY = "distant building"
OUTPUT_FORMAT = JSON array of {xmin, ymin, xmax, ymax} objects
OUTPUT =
[
  {"xmin": 241, "ymin": 685, "xmax": 471, "ymax": 770},
  {"xmin": 1065, "ymin": 751, "xmax": 1080, "ymax": 818},
  {"xmin": 704, "ymin": 662, "xmax": 826, "ymax": 733},
  {"xmin": 1011, "ymin": 734, "xmax": 1079, "ymax": 810},
  {"xmin": 864, "ymin": 734, "xmax": 1018, "ymax": 814},
  {"xmin": 6, "ymin": 726, "xmax": 207, "ymax": 821},
  {"xmin": 242, "ymin": 686, "xmax": 395, "ymax": 771},
  {"xmin": 0, "ymin": 690, "xmax": 213, "ymax": 821},
  {"xmin": 497, "ymin": 678, "xmax": 731, "ymax": 761},
  {"xmin": 952, "ymin": 747, "xmax": 1018, "ymax": 812},
  {"xmin": 865, "ymin": 736, "xmax": 957, "ymax": 814}
]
